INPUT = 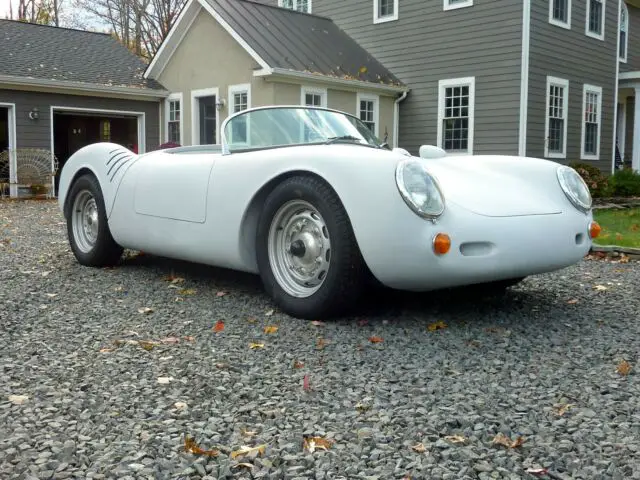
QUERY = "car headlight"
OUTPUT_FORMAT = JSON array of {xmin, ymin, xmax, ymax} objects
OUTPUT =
[
  {"xmin": 556, "ymin": 166, "xmax": 592, "ymax": 212},
  {"xmin": 395, "ymin": 159, "xmax": 445, "ymax": 219}
]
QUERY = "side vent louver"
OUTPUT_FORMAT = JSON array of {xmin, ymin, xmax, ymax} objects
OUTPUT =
[{"xmin": 106, "ymin": 149, "xmax": 135, "ymax": 183}]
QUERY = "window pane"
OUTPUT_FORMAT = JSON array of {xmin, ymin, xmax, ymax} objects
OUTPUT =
[
  {"xmin": 552, "ymin": 0, "xmax": 567, "ymax": 22},
  {"xmin": 547, "ymin": 84, "xmax": 565, "ymax": 153},
  {"xmin": 442, "ymin": 83, "xmax": 470, "ymax": 152},
  {"xmin": 583, "ymin": 91, "xmax": 599, "ymax": 155},
  {"xmin": 588, "ymin": 0, "xmax": 603, "ymax": 34},
  {"xmin": 379, "ymin": 0, "xmax": 394, "ymax": 17}
]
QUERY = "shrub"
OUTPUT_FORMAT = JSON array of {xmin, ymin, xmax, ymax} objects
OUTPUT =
[
  {"xmin": 609, "ymin": 168, "xmax": 640, "ymax": 197},
  {"xmin": 568, "ymin": 162, "xmax": 611, "ymax": 198}
]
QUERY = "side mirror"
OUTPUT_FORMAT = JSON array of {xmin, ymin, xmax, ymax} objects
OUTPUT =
[
  {"xmin": 419, "ymin": 145, "xmax": 447, "ymax": 159},
  {"xmin": 392, "ymin": 147, "xmax": 411, "ymax": 156}
]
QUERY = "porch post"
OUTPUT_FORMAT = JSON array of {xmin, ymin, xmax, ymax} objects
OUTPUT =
[{"xmin": 634, "ymin": 87, "xmax": 640, "ymax": 172}]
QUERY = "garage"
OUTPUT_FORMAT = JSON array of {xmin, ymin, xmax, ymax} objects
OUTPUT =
[{"xmin": 52, "ymin": 107, "xmax": 145, "ymax": 193}]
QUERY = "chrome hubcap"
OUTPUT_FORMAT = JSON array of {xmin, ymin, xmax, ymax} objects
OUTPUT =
[
  {"xmin": 267, "ymin": 200, "xmax": 331, "ymax": 298},
  {"xmin": 71, "ymin": 190, "xmax": 99, "ymax": 253}
]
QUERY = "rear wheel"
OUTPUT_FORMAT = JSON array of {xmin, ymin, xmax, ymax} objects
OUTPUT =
[
  {"xmin": 256, "ymin": 175, "xmax": 366, "ymax": 319},
  {"xmin": 65, "ymin": 173, "xmax": 123, "ymax": 267}
]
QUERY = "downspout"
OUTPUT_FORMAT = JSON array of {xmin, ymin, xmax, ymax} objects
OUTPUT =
[{"xmin": 393, "ymin": 90, "xmax": 409, "ymax": 148}]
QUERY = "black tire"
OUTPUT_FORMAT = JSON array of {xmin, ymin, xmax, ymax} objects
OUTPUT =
[
  {"xmin": 65, "ymin": 173, "xmax": 123, "ymax": 267},
  {"xmin": 256, "ymin": 175, "xmax": 367, "ymax": 319}
]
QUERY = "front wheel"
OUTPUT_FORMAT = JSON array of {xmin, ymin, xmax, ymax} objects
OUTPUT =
[
  {"xmin": 256, "ymin": 175, "xmax": 366, "ymax": 319},
  {"xmin": 65, "ymin": 173, "xmax": 123, "ymax": 267}
]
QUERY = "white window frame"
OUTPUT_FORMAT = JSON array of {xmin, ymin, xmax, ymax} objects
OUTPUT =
[
  {"xmin": 549, "ymin": 0, "xmax": 572, "ymax": 29},
  {"xmin": 228, "ymin": 83, "xmax": 251, "ymax": 146},
  {"xmin": 585, "ymin": 0, "xmax": 605, "ymax": 40},
  {"xmin": 580, "ymin": 84, "xmax": 603, "ymax": 160},
  {"xmin": 357, "ymin": 93, "xmax": 380, "ymax": 137},
  {"xmin": 165, "ymin": 92, "xmax": 183, "ymax": 144},
  {"xmin": 544, "ymin": 76, "xmax": 569, "ymax": 159},
  {"xmin": 437, "ymin": 77, "xmax": 475, "ymax": 155},
  {"xmin": 373, "ymin": 0, "xmax": 398, "ymax": 24},
  {"xmin": 277, "ymin": 0, "xmax": 312, "ymax": 13},
  {"xmin": 620, "ymin": 2, "xmax": 628, "ymax": 62},
  {"xmin": 300, "ymin": 86, "xmax": 327, "ymax": 107},
  {"xmin": 443, "ymin": 0, "xmax": 473, "ymax": 11},
  {"xmin": 191, "ymin": 87, "xmax": 220, "ymax": 146}
]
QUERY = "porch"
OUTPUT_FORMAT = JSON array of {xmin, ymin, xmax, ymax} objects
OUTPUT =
[{"xmin": 618, "ymin": 73, "xmax": 640, "ymax": 172}]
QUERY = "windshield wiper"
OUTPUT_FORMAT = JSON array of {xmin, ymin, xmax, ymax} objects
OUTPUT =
[{"xmin": 325, "ymin": 135, "xmax": 363, "ymax": 145}]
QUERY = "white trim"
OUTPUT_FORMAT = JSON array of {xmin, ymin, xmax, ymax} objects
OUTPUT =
[
  {"xmin": 549, "ymin": 0, "xmax": 572, "ymax": 29},
  {"xmin": 633, "ymin": 86, "xmax": 640, "ymax": 172},
  {"xmin": 580, "ymin": 84, "xmax": 603, "ymax": 160},
  {"xmin": 544, "ymin": 76, "xmax": 569, "ymax": 159},
  {"xmin": 443, "ymin": 0, "xmax": 473, "ymax": 11},
  {"xmin": 373, "ymin": 0, "xmax": 399, "ymax": 24},
  {"xmin": 393, "ymin": 91, "xmax": 408, "ymax": 148},
  {"xmin": 519, "ymin": 0, "xmax": 531, "ymax": 157},
  {"xmin": 165, "ymin": 92, "xmax": 184, "ymax": 144},
  {"xmin": 190, "ymin": 88, "xmax": 219, "ymax": 146},
  {"xmin": 300, "ymin": 86, "xmax": 328, "ymax": 107},
  {"xmin": 277, "ymin": 0, "xmax": 312, "ymax": 13},
  {"xmin": 614, "ymin": 0, "xmax": 622, "ymax": 173},
  {"xmin": 228, "ymin": 83, "xmax": 252, "ymax": 145},
  {"xmin": 618, "ymin": 71, "xmax": 640, "ymax": 80},
  {"xmin": 0, "ymin": 102, "xmax": 18, "ymax": 197},
  {"xmin": 617, "ymin": 99, "xmax": 626, "ymax": 161},
  {"xmin": 437, "ymin": 76, "xmax": 475, "ymax": 155},
  {"xmin": 619, "ymin": 1, "xmax": 629, "ymax": 63},
  {"xmin": 585, "ymin": 0, "xmax": 605, "ymax": 40},
  {"xmin": 357, "ymin": 92, "xmax": 380, "ymax": 138}
]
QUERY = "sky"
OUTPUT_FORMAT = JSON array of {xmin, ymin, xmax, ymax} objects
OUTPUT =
[{"xmin": 0, "ymin": 0, "xmax": 106, "ymax": 30}]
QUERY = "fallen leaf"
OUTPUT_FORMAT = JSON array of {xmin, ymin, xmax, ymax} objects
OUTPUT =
[
  {"xmin": 45, "ymin": 293, "xmax": 57, "ymax": 298},
  {"xmin": 492, "ymin": 433, "xmax": 525, "ymax": 448},
  {"xmin": 411, "ymin": 443, "xmax": 427, "ymax": 453},
  {"xmin": 174, "ymin": 297, "xmax": 184, "ymax": 302},
  {"xmin": 178, "ymin": 288, "xmax": 197, "ymax": 296},
  {"xmin": 249, "ymin": 342, "xmax": 264, "ymax": 349},
  {"xmin": 183, "ymin": 336, "xmax": 195, "ymax": 342},
  {"xmin": 163, "ymin": 273, "xmax": 184, "ymax": 283},
  {"xmin": 241, "ymin": 428, "xmax": 257, "ymax": 437},
  {"xmin": 184, "ymin": 435, "xmax": 219, "ymax": 457},
  {"xmin": 427, "ymin": 321, "xmax": 448, "ymax": 332},
  {"xmin": 303, "ymin": 374, "xmax": 310, "ymax": 391},
  {"xmin": 619, "ymin": 255, "xmax": 630, "ymax": 264},
  {"xmin": 157, "ymin": 376, "xmax": 174, "ymax": 384},
  {"xmin": 137, "ymin": 307, "xmax": 154, "ymax": 314},
  {"xmin": 233, "ymin": 463, "xmax": 254, "ymax": 469},
  {"xmin": 369, "ymin": 336, "xmax": 383, "ymax": 343},
  {"xmin": 230, "ymin": 444, "xmax": 266, "ymax": 459},
  {"xmin": 174, "ymin": 402, "xmax": 187, "ymax": 410},
  {"xmin": 265, "ymin": 309, "xmax": 274, "ymax": 316},
  {"xmin": 465, "ymin": 339, "xmax": 481, "ymax": 348},
  {"xmin": 216, "ymin": 291, "xmax": 227, "ymax": 297},
  {"xmin": 138, "ymin": 341, "xmax": 156, "ymax": 351},
  {"xmin": 316, "ymin": 337, "xmax": 327, "ymax": 350},
  {"xmin": 264, "ymin": 325, "xmax": 278, "ymax": 334},
  {"xmin": 293, "ymin": 360, "xmax": 304, "ymax": 369},
  {"xmin": 99, "ymin": 347, "xmax": 115, "ymax": 353},
  {"xmin": 593, "ymin": 285, "xmax": 608, "ymax": 291},
  {"xmin": 303, "ymin": 436, "xmax": 332, "ymax": 453},
  {"xmin": 616, "ymin": 233, "xmax": 624, "ymax": 241},
  {"xmin": 444, "ymin": 435, "xmax": 467, "ymax": 444},
  {"xmin": 566, "ymin": 298, "xmax": 579, "ymax": 304},
  {"xmin": 247, "ymin": 316, "xmax": 257, "ymax": 324},
  {"xmin": 526, "ymin": 468, "xmax": 549, "ymax": 476},
  {"xmin": 553, "ymin": 403, "xmax": 575, "ymax": 416},
  {"xmin": 617, "ymin": 359, "xmax": 632, "ymax": 376},
  {"xmin": 311, "ymin": 320, "xmax": 325, "ymax": 326},
  {"xmin": 213, "ymin": 320, "xmax": 225, "ymax": 333},
  {"xmin": 8, "ymin": 395, "xmax": 29, "ymax": 405},
  {"xmin": 160, "ymin": 336, "xmax": 181, "ymax": 344}
]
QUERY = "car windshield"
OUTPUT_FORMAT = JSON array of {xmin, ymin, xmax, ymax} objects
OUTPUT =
[{"xmin": 221, "ymin": 106, "xmax": 383, "ymax": 153}]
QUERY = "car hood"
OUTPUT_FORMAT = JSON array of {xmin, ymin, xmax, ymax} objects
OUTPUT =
[{"xmin": 420, "ymin": 155, "xmax": 564, "ymax": 217}]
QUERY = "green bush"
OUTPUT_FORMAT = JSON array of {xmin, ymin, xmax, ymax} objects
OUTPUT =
[
  {"xmin": 609, "ymin": 168, "xmax": 640, "ymax": 197},
  {"xmin": 568, "ymin": 162, "xmax": 611, "ymax": 198}
]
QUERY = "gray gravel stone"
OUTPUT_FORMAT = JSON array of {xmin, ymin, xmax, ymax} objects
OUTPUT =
[{"xmin": 1, "ymin": 200, "xmax": 640, "ymax": 479}]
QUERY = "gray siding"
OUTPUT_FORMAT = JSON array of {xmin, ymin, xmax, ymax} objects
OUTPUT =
[
  {"xmin": 262, "ymin": 0, "xmax": 523, "ymax": 156},
  {"xmin": 527, "ymin": 0, "xmax": 618, "ymax": 172},
  {"xmin": 620, "ymin": 3, "xmax": 640, "ymax": 72},
  {"xmin": 0, "ymin": 89, "xmax": 160, "ymax": 152}
]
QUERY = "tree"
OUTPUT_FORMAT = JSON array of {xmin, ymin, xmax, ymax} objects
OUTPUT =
[{"xmin": 12, "ymin": 0, "xmax": 62, "ymax": 26}]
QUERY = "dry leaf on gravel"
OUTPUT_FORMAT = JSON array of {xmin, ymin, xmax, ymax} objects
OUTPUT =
[
  {"xmin": 369, "ymin": 336, "xmax": 383, "ymax": 343},
  {"xmin": 178, "ymin": 288, "xmax": 197, "ymax": 295},
  {"xmin": 444, "ymin": 435, "xmax": 467, "ymax": 444},
  {"xmin": 184, "ymin": 435, "xmax": 219, "ymax": 457},
  {"xmin": 567, "ymin": 298, "xmax": 579, "ymax": 304},
  {"xmin": 617, "ymin": 359, "xmax": 632, "ymax": 376},
  {"xmin": 8, "ymin": 395, "xmax": 29, "ymax": 405},
  {"xmin": 265, "ymin": 309, "xmax": 274, "ymax": 316},
  {"xmin": 99, "ymin": 347, "xmax": 115, "ymax": 353},
  {"xmin": 160, "ymin": 337, "xmax": 181, "ymax": 344},
  {"xmin": 247, "ymin": 316, "xmax": 258, "ymax": 324},
  {"xmin": 137, "ymin": 307, "xmax": 154, "ymax": 314},
  {"xmin": 526, "ymin": 468, "xmax": 549, "ymax": 476},
  {"xmin": 183, "ymin": 336, "xmax": 195, "ymax": 342},
  {"xmin": 241, "ymin": 428, "xmax": 257, "ymax": 437},
  {"xmin": 174, "ymin": 402, "xmax": 187, "ymax": 410},
  {"xmin": 492, "ymin": 433, "xmax": 525, "ymax": 448},
  {"xmin": 157, "ymin": 377, "xmax": 173, "ymax": 384},
  {"xmin": 213, "ymin": 320, "xmax": 225, "ymax": 333},
  {"xmin": 303, "ymin": 437, "xmax": 332, "ymax": 453},
  {"xmin": 249, "ymin": 342, "xmax": 264, "ymax": 349},
  {"xmin": 293, "ymin": 360, "xmax": 304, "ymax": 369},
  {"xmin": 232, "ymin": 463, "xmax": 254, "ymax": 470},
  {"xmin": 303, "ymin": 374, "xmax": 310, "ymax": 391},
  {"xmin": 593, "ymin": 285, "xmax": 608, "ymax": 291},
  {"xmin": 216, "ymin": 291, "xmax": 227, "ymax": 297},
  {"xmin": 138, "ymin": 341, "xmax": 157, "ymax": 351},
  {"xmin": 311, "ymin": 320, "xmax": 325, "ymax": 326},
  {"xmin": 264, "ymin": 325, "xmax": 278, "ymax": 334},
  {"xmin": 553, "ymin": 403, "xmax": 575, "ymax": 416},
  {"xmin": 411, "ymin": 443, "xmax": 427, "ymax": 453},
  {"xmin": 427, "ymin": 321, "xmax": 447, "ymax": 332},
  {"xmin": 316, "ymin": 337, "xmax": 327, "ymax": 350},
  {"xmin": 230, "ymin": 444, "xmax": 266, "ymax": 459}
]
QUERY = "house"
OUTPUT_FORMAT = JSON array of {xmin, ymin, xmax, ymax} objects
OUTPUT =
[
  {"xmin": 144, "ymin": 0, "xmax": 640, "ymax": 174},
  {"xmin": 0, "ymin": 19, "xmax": 168, "ymax": 196}
]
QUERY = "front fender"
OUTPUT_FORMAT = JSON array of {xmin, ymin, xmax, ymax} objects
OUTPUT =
[{"xmin": 58, "ymin": 142, "xmax": 139, "ymax": 218}]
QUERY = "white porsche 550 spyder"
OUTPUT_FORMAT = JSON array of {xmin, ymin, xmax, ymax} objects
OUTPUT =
[{"xmin": 58, "ymin": 105, "xmax": 600, "ymax": 319}]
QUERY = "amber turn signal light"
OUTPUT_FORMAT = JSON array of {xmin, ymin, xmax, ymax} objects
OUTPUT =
[
  {"xmin": 589, "ymin": 221, "xmax": 601, "ymax": 239},
  {"xmin": 433, "ymin": 233, "xmax": 451, "ymax": 255}
]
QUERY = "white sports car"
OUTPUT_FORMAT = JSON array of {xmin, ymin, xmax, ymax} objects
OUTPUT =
[{"xmin": 58, "ymin": 105, "xmax": 600, "ymax": 319}]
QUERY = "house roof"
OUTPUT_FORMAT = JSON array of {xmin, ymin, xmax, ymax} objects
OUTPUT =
[
  {"xmin": 0, "ymin": 19, "xmax": 166, "ymax": 92},
  {"xmin": 202, "ymin": 0, "xmax": 405, "ymax": 87}
]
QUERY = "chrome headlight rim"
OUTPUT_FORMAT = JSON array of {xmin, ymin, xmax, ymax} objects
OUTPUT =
[
  {"xmin": 395, "ymin": 159, "xmax": 446, "ymax": 219},
  {"xmin": 556, "ymin": 165, "xmax": 592, "ymax": 213}
]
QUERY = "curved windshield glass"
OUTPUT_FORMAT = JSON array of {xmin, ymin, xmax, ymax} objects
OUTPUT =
[{"xmin": 222, "ymin": 106, "xmax": 382, "ymax": 153}]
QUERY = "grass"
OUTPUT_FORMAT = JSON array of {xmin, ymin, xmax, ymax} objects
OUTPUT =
[{"xmin": 592, "ymin": 208, "xmax": 640, "ymax": 248}]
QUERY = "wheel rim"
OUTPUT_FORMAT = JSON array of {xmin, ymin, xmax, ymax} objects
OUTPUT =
[
  {"xmin": 267, "ymin": 200, "xmax": 331, "ymax": 298},
  {"xmin": 71, "ymin": 190, "xmax": 99, "ymax": 253}
]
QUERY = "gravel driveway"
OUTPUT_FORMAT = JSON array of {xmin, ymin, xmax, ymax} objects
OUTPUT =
[{"xmin": 1, "ymin": 199, "xmax": 639, "ymax": 480}]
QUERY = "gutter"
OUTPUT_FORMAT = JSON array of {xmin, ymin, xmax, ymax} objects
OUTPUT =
[
  {"xmin": 0, "ymin": 74, "xmax": 169, "ymax": 100},
  {"xmin": 393, "ymin": 90, "xmax": 409, "ymax": 148}
]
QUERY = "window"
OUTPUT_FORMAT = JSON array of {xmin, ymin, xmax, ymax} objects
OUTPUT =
[
  {"xmin": 301, "ymin": 87, "xmax": 327, "ymax": 108},
  {"xmin": 228, "ymin": 84, "xmax": 251, "ymax": 145},
  {"xmin": 443, "ymin": 0, "xmax": 473, "ymax": 11},
  {"xmin": 373, "ymin": 0, "xmax": 398, "ymax": 23},
  {"xmin": 581, "ymin": 84, "xmax": 602, "ymax": 160},
  {"xmin": 586, "ymin": 0, "xmax": 604, "ymax": 40},
  {"xmin": 278, "ymin": 0, "xmax": 311, "ymax": 13},
  {"xmin": 166, "ymin": 93, "xmax": 182, "ymax": 144},
  {"xmin": 437, "ymin": 77, "xmax": 475, "ymax": 154},
  {"xmin": 100, "ymin": 120, "xmax": 111, "ymax": 142},
  {"xmin": 549, "ymin": 0, "xmax": 571, "ymax": 29},
  {"xmin": 544, "ymin": 76, "xmax": 569, "ymax": 158},
  {"xmin": 357, "ymin": 93, "xmax": 379, "ymax": 136},
  {"xmin": 620, "ymin": 2, "xmax": 628, "ymax": 62}
]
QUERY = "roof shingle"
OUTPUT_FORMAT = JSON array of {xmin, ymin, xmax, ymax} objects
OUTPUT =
[{"xmin": 0, "ymin": 19, "xmax": 165, "ymax": 90}]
